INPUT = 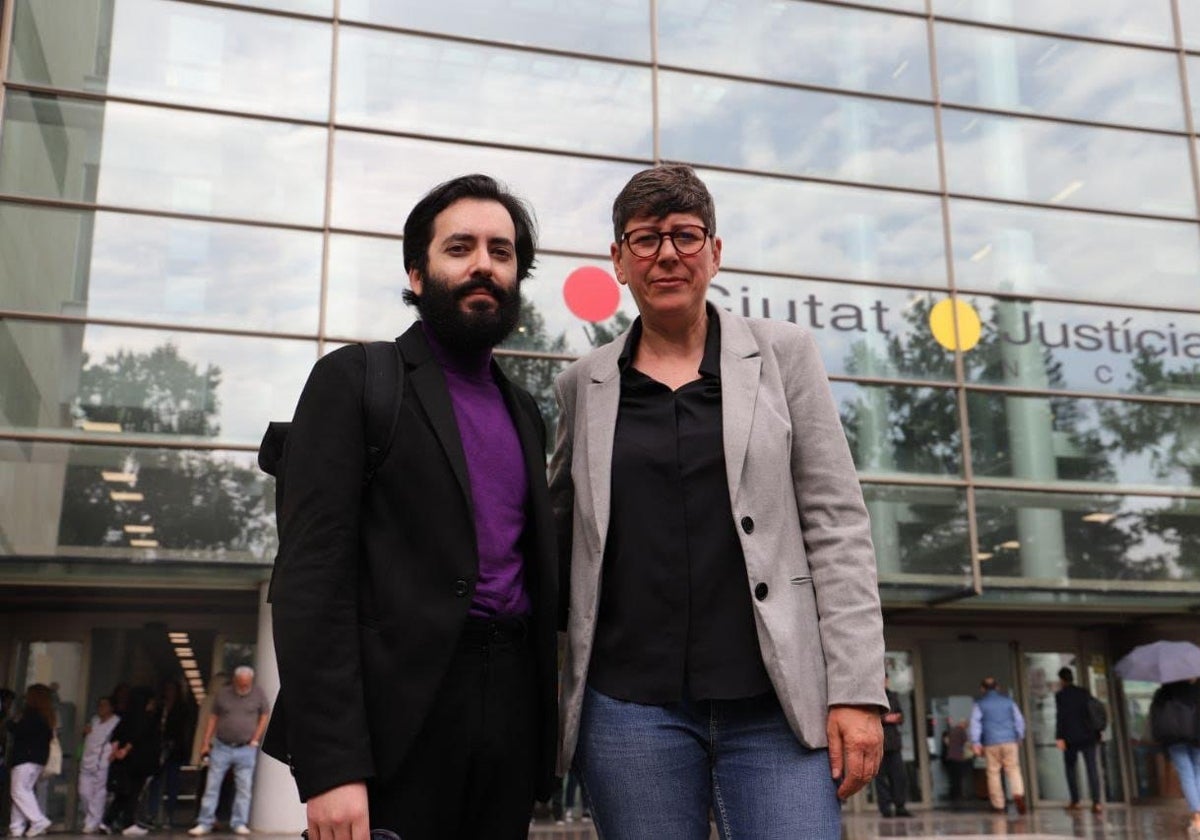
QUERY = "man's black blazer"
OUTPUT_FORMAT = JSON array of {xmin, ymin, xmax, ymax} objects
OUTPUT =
[{"xmin": 262, "ymin": 323, "xmax": 558, "ymax": 802}]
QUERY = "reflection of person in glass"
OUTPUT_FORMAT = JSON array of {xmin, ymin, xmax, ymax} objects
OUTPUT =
[
  {"xmin": 265, "ymin": 175, "xmax": 558, "ymax": 840},
  {"xmin": 549, "ymin": 165, "xmax": 887, "ymax": 839}
]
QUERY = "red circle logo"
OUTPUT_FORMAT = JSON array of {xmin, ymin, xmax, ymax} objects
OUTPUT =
[{"xmin": 563, "ymin": 267, "xmax": 621, "ymax": 323}]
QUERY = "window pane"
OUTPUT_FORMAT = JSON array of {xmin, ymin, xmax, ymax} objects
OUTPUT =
[
  {"xmin": 0, "ymin": 93, "xmax": 327, "ymax": 225},
  {"xmin": 713, "ymin": 275, "xmax": 955, "ymax": 382},
  {"xmin": 659, "ymin": 72, "xmax": 939, "ymax": 190},
  {"xmin": 833, "ymin": 382, "xmax": 963, "ymax": 476},
  {"xmin": 330, "ymin": 132, "xmax": 640, "ymax": 250},
  {"xmin": 337, "ymin": 29, "xmax": 651, "ymax": 157},
  {"xmin": 0, "ymin": 203, "xmax": 322, "ymax": 333},
  {"xmin": 0, "ymin": 441, "xmax": 275, "ymax": 564},
  {"xmin": 8, "ymin": 0, "xmax": 331, "ymax": 120},
  {"xmin": 700, "ymin": 169, "xmax": 947, "ymax": 283},
  {"xmin": 936, "ymin": 23, "xmax": 1184, "ymax": 131},
  {"xmin": 658, "ymin": 0, "xmax": 931, "ymax": 99},
  {"xmin": 1183, "ymin": 0, "xmax": 1200, "ymax": 49},
  {"xmin": 339, "ymin": 0, "xmax": 650, "ymax": 60},
  {"xmin": 976, "ymin": 490, "xmax": 1200, "ymax": 584},
  {"xmin": 941, "ymin": 109, "xmax": 1194, "ymax": 217},
  {"xmin": 1189, "ymin": 56, "xmax": 1200, "ymax": 128},
  {"xmin": 223, "ymin": 0, "xmax": 330, "ymax": 13},
  {"xmin": 957, "ymin": 295, "xmax": 1200, "ymax": 397},
  {"xmin": 950, "ymin": 199, "xmax": 1200, "ymax": 308},
  {"xmin": 0, "ymin": 320, "xmax": 316, "ymax": 445},
  {"xmin": 968, "ymin": 392, "xmax": 1200, "ymax": 491},
  {"xmin": 932, "ymin": 0, "xmax": 1174, "ymax": 47},
  {"xmin": 863, "ymin": 484, "xmax": 971, "ymax": 580}
]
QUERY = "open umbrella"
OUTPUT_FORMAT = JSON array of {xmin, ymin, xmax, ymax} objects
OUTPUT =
[{"xmin": 1114, "ymin": 640, "xmax": 1200, "ymax": 683}]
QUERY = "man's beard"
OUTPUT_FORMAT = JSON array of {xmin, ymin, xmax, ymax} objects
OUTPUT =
[{"xmin": 415, "ymin": 271, "xmax": 522, "ymax": 355}]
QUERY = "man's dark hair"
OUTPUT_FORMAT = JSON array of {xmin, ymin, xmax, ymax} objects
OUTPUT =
[
  {"xmin": 981, "ymin": 676, "xmax": 998, "ymax": 691},
  {"xmin": 402, "ymin": 173, "xmax": 537, "ymax": 305},
  {"xmin": 1058, "ymin": 667, "xmax": 1075, "ymax": 684},
  {"xmin": 611, "ymin": 164, "xmax": 717, "ymax": 244}
]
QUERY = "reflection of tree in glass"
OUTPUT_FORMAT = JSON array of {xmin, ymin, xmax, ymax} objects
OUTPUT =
[
  {"xmin": 837, "ymin": 296, "xmax": 1138, "ymax": 580},
  {"xmin": 59, "ymin": 343, "xmax": 272, "ymax": 560},
  {"xmin": 497, "ymin": 300, "xmax": 569, "ymax": 438},
  {"xmin": 1095, "ymin": 349, "xmax": 1200, "ymax": 580},
  {"xmin": 582, "ymin": 312, "xmax": 633, "ymax": 349},
  {"xmin": 73, "ymin": 343, "xmax": 221, "ymax": 436}
]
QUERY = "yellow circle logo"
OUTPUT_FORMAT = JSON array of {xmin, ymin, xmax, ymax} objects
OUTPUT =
[{"xmin": 928, "ymin": 298, "xmax": 982, "ymax": 352}]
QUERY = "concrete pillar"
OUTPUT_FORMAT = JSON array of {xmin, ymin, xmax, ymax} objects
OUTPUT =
[{"xmin": 250, "ymin": 581, "xmax": 306, "ymax": 833}]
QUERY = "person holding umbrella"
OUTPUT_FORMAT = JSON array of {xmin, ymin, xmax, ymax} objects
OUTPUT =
[{"xmin": 1116, "ymin": 641, "xmax": 1200, "ymax": 838}]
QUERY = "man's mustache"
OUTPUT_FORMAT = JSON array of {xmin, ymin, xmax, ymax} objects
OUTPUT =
[{"xmin": 454, "ymin": 275, "xmax": 512, "ymax": 304}]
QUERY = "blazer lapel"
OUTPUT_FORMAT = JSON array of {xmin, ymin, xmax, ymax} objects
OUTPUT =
[
  {"xmin": 717, "ymin": 307, "xmax": 762, "ymax": 506},
  {"xmin": 398, "ymin": 325, "xmax": 474, "ymax": 518},
  {"xmin": 583, "ymin": 337, "xmax": 625, "ymax": 556}
]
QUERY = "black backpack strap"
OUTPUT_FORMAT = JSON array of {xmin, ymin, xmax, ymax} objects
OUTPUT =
[{"xmin": 361, "ymin": 339, "xmax": 405, "ymax": 484}]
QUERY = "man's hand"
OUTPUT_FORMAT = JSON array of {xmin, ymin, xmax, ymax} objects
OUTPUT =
[
  {"xmin": 1056, "ymin": 738, "xmax": 1066, "ymax": 751},
  {"xmin": 307, "ymin": 781, "xmax": 369, "ymax": 840},
  {"xmin": 972, "ymin": 744, "xmax": 983, "ymax": 757},
  {"xmin": 827, "ymin": 705, "xmax": 883, "ymax": 800}
]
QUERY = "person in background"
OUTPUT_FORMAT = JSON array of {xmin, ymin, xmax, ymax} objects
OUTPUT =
[
  {"xmin": 188, "ymin": 666, "xmax": 269, "ymax": 836},
  {"xmin": 941, "ymin": 717, "xmax": 972, "ymax": 805},
  {"xmin": 1149, "ymin": 677, "xmax": 1200, "ymax": 839},
  {"xmin": 970, "ymin": 676, "xmax": 1027, "ymax": 815},
  {"xmin": 6, "ymin": 684, "xmax": 55, "ymax": 838},
  {"xmin": 1054, "ymin": 667, "xmax": 1102, "ymax": 814},
  {"xmin": 876, "ymin": 677, "xmax": 910, "ymax": 818},
  {"xmin": 79, "ymin": 696, "xmax": 121, "ymax": 833},
  {"xmin": 0, "ymin": 688, "xmax": 16, "ymax": 831},
  {"xmin": 105, "ymin": 686, "xmax": 161, "ymax": 836},
  {"xmin": 142, "ymin": 680, "xmax": 193, "ymax": 828}
]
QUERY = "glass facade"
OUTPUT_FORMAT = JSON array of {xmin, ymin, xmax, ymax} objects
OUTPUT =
[{"xmin": 1, "ymin": 0, "xmax": 1198, "ymax": 605}]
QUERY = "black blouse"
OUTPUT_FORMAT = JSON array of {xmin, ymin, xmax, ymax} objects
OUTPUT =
[{"xmin": 587, "ymin": 310, "xmax": 772, "ymax": 704}]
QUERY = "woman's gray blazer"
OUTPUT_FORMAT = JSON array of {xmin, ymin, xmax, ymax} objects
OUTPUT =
[{"xmin": 549, "ymin": 305, "xmax": 888, "ymax": 771}]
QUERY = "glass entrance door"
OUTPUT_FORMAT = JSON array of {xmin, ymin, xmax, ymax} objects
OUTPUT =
[{"xmin": 922, "ymin": 639, "xmax": 1014, "ymax": 809}]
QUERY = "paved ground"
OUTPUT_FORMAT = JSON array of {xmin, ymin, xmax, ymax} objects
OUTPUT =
[
  {"xmin": 525, "ymin": 802, "xmax": 1198, "ymax": 838},
  {"xmin": 34, "ymin": 804, "xmax": 1198, "ymax": 839}
]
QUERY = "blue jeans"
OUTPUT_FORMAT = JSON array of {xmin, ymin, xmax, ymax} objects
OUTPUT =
[
  {"xmin": 1168, "ymin": 743, "xmax": 1200, "ymax": 813},
  {"xmin": 197, "ymin": 741, "xmax": 257, "ymax": 829},
  {"xmin": 576, "ymin": 686, "xmax": 839, "ymax": 840}
]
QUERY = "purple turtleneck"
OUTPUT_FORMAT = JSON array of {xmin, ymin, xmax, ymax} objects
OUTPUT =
[{"xmin": 421, "ymin": 322, "xmax": 531, "ymax": 618}]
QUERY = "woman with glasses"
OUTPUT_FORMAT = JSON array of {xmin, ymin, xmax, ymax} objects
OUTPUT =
[{"xmin": 549, "ymin": 164, "xmax": 888, "ymax": 839}]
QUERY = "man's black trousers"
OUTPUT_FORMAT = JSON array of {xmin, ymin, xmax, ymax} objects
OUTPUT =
[{"xmin": 368, "ymin": 617, "xmax": 538, "ymax": 840}]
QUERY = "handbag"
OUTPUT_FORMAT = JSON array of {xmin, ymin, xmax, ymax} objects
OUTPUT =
[{"xmin": 41, "ymin": 735, "xmax": 63, "ymax": 778}]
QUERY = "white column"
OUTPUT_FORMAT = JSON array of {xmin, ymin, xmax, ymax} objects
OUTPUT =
[{"xmin": 250, "ymin": 581, "xmax": 307, "ymax": 833}]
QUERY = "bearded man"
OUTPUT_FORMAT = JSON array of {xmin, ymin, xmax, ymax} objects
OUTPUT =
[{"xmin": 264, "ymin": 174, "xmax": 557, "ymax": 840}]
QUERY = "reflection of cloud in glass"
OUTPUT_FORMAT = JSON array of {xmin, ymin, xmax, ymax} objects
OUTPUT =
[
  {"xmin": 936, "ymin": 22, "xmax": 1183, "ymax": 131},
  {"xmin": 87, "ymin": 213, "xmax": 322, "ymax": 332},
  {"xmin": 659, "ymin": 72, "xmax": 939, "ymax": 190},
  {"xmin": 941, "ymin": 109, "xmax": 1194, "ymax": 217},
  {"xmin": 950, "ymin": 199, "xmax": 1200, "ymax": 308},
  {"xmin": 337, "ymin": 29, "xmax": 652, "ymax": 157},
  {"xmin": 339, "ymin": 0, "xmax": 650, "ymax": 61},
  {"xmin": 700, "ymin": 168, "xmax": 947, "ymax": 284},
  {"xmin": 932, "ymin": 0, "xmax": 1173, "ymax": 46},
  {"xmin": 93, "ymin": 102, "xmax": 328, "ymax": 225},
  {"xmin": 659, "ymin": 0, "xmax": 930, "ymax": 99},
  {"xmin": 331, "ymin": 132, "xmax": 641, "ymax": 251},
  {"xmin": 101, "ymin": 0, "xmax": 331, "ymax": 119}
]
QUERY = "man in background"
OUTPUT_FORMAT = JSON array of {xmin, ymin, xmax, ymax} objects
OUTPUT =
[
  {"xmin": 970, "ymin": 676, "xmax": 1027, "ymax": 814},
  {"xmin": 188, "ymin": 666, "xmax": 269, "ymax": 836},
  {"xmin": 1055, "ymin": 667, "xmax": 1102, "ymax": 813}
]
